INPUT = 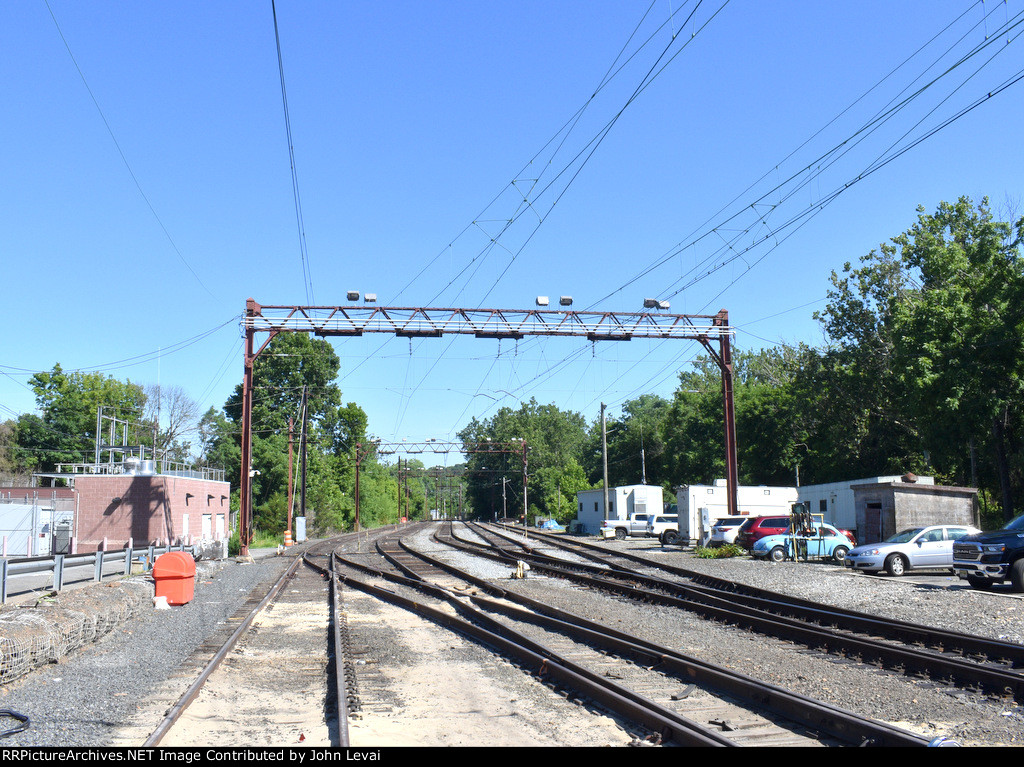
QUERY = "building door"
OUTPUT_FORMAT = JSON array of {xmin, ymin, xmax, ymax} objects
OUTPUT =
[{"xmin": 864, "ymin": 503, "xmax": 882, "ymax": 543}]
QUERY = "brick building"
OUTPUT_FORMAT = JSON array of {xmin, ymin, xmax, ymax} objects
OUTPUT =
[{"xmin": 73, "ymin": 473, "xmax": 231, "ymax": 552}]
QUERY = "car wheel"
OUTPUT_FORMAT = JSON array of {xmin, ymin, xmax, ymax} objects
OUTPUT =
[
  {"xmin": 885, "ymin": 554, "xmax": 906, "ymax": 577},
  {"xmin": 832, "ymin": 546, "xmax": 848, "ymax": 564},
  {"xmin": 769, "ymin": 546, "xmax": 786, "ymax": 563},
  {"xmin": 662, "ymin": 530, "xmax": 680, "ymax": 546},
  {"xmin": 1010, "ymin": 560, "xmax": 1024, "ymax": 593},
  {"xmin": 967, "ymin": 575, "xmax": 994, "ymax": 591},
  {"xmin": 614, "ymin": 528, "xmax": 626, "ymax": 540}
]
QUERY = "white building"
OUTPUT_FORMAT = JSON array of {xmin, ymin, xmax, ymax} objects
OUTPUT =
[
  {"xmin": 675, "ymin": 480, "xmax": 798, "ymax": 544},
  {"xmin": 575, "ymin": 484, "xmax": 663, "ymax": 535},
  {"xmin": 796, "ymin": 475, "xmax": 935, "ymax": 533}
]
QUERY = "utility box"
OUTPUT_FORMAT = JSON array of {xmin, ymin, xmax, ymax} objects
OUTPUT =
[{"xmin": 153, "ymin": 551, "xmax": 196, "ymax": 606}]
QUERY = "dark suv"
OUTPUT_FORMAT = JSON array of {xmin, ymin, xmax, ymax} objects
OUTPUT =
[{"xmin": 735, "ymin": 515, "xmax": 791, "ymax": 549}]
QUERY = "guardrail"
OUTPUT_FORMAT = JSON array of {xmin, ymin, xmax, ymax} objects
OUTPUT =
[{"xmin": 0, "ymin": 543, "xmax": 196, "ymax": 604}]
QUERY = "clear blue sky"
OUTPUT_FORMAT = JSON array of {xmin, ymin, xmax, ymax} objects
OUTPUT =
[{"xmin": 3, "ymin": 1, "xmax": 1023, "ymax": 468}]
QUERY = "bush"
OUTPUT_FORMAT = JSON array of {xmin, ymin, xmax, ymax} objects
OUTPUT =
[{"xmin": 694, "ymin": 543, "xmax": 746, "ymax": 559}]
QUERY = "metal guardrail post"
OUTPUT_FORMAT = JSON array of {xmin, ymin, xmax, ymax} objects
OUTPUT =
[
  {"xmin": 54, "ymin": 554, "xmax": 65, "ymax": 592},
  {"xmin": 94, "ymin": 551, "xmax": 104, "ymax": 582},
  {"xmin": 124, "ymin": 547, "xmax": 133, "ymax": 576},
  {"xmin": 1, "ymin": 559, "xmax": 7, "ymax": 604}
]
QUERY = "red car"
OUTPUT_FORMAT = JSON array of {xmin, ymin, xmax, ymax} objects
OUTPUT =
[{"xmin": 735, "ymin": 515, "xmax": 791, "ymax": 549}]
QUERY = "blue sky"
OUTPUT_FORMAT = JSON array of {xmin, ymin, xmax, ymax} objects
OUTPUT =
[{"xmin": 3, "ymin": 1, "xmax": 1023, "ymax": 468}]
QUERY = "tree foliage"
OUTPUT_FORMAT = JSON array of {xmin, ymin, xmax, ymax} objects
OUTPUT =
[
  {"xmin": 458, "ymin": 398, "xmax": 590, "ymax": 522},
  {"xmin": 14, "ymin": 364, "xmax": 146, "ymax": 473},
  {"xmin": 815, "ymin": 197, "xmax": 1024, "ymax": 518}
]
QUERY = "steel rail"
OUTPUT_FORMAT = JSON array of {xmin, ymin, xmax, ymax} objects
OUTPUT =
[
  {"xmin": 329, "ymin": 559, "xmax": 351, "ymax": 747},
  {"xmin": 512, "ymin": 524, "xmax": 1024, "ymax": 669},
  {"xmin": 459, "ymin": 524, "xmax": 1024, "ymax": 702},
  {"xmin": 143, "ymin": 556, "xmax": 304, "ymax": 747},
  {"xmin": 330, "ymin": 547, "xmax": 736, "ymax": 747},
  {"xmin": 372, "ymin": 525, "xmax": 940, "ymax": 747}
]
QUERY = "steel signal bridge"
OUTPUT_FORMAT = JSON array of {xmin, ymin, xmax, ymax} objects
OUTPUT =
[{"xmin": 237, "ymin": 299, "xmax": 738, "ymax": 554}]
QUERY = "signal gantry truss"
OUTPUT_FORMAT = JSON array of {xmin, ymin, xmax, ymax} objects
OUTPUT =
[{"xmin": 237, "ymin": 299, "xmax": 738, "ymax": 554}]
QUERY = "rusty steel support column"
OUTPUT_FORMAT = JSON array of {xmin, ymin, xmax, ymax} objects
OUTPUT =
[
  {"xmin": 716, "ymin": 310, "xmax": 740, "ymax": 517},
  {"xmin": 239, "ymin": 304, "xmax": 257, "ymax": 557},
  {"xmin": 522, "ymin": 440, "xmax": 529, "ymax": 537}
]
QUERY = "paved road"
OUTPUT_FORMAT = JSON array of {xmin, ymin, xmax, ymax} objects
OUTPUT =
[{"xmin": 1, "ymin": 547, "xmax": 284, "ymax": 607}]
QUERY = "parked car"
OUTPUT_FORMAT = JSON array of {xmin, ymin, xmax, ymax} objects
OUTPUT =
[
  {"xmin": 708, "ymin": 516, "xmax": 749, "ymax": 547},
  {"xmin": 752, "ymin": 523, "xmax": 852, "ymax": 563},
  {"xmin": 645, "ymin": 514, "xmax": 678, "ymax": 539},
  {"xmin": 845, "ymin": 524, "xmax": 981, "ymax": 576},
  {"xmin": 735, "ymin": 515, "xmax": 792, "ymax": 549}
]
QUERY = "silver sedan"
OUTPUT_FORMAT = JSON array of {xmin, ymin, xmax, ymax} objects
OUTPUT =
[{"xmin": 845, "ymin": 524, "xmax": 980, "ymax": 576}]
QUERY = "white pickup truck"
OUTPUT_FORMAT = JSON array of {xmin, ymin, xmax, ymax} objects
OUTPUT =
[
  {"xmin": 645, "ymin": 514, "xmax": 679, "ymax": 539},
  {"xmin": 600, "ymin": 512, "xmax": 651, "ymax": 539}
]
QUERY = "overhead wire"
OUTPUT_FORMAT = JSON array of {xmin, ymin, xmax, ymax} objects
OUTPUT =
[
  {"xmin": 272, "ymin": 0, "xmax": 315, "ymax": 304},
  {"xmin": 43, "ymin": 0, "xmax": 215, "ymax": 300},
  {"xmin": 602, "ymin": 2, "xmax": 1024, "ymax": 309},
  {"xmin": 389, "ymin": 2, "xmax": 729, "ymax": 436},
  {"xmin": 531, "ymin": 4, "xmax": 1024, "ymax": 421}
]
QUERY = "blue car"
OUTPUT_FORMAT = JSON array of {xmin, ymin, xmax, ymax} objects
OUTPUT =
[{"xmin": 752, "ymin": 523, "xmax": 852, "ymax": 563}]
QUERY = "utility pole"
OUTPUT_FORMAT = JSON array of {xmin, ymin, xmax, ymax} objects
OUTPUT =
[
  {"xmin": 299, "ymin": 385, "xmax": 308, "ymax": 523},
  {"xmin": 640, "ymin": 422, "xmax": 647, "ymax": 485},
  {"xmin": 522, "ymin": 439, "xmax": 529, "ymax": 539},
  {"xmin": 286, "ymin": 417, "xmax": 294, "ymax": 547},
  {"xmin": 601, "ymin": 403, "xmax": 610, "ymax": 521}
]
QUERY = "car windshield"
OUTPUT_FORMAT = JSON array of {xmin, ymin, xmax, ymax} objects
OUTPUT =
[
  {"xmin": 887, "ymin": 528, "xmax": 925, "ymax": 543},
  {"xmin": 1005, "ymin": 514, "xmax": 1024, "ymax": 532}
]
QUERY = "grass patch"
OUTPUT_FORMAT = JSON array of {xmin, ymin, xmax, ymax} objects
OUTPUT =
[{"xmin": 228, "ymin": 529, "xmax": 283, "ymax": 556}]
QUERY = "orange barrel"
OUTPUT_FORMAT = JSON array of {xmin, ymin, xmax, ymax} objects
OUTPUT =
[{"xmin": 153, "ymin": 551, "xmax": 196, "ymax": 606}]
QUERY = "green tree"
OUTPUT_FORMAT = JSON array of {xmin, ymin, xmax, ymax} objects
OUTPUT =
[
  {"xmin": 459, "ymin": 398, "xmax": 588, "ymax": 520},
  {"xmin": 589, "ymin": 394, "xmax": 671, "ymax": 489},
  {"xmin": 221, "ymin": 333, "xmax": 373, "ymax": 534},
  {"xmin": 14, "ymin": 364, "xmax": 146, "ymax": 472},
  {"xmin": 814, "ymin": 197, "xmax": 1024, "ymax": 518}
]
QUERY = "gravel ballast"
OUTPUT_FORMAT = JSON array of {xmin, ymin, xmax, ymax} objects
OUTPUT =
[
  {"xmin": 0, "ymin": 552, "xmax": 293, "ymax": 747},
  {"xmin": 1, "ymin": 530, "xmax": 1022, "ymax": 747},
  {"xmin": 417, "ymin": 528, "xmax": 1024, "ymax": 746}
]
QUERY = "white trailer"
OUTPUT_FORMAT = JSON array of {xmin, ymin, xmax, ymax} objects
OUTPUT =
[
  {"xmin": 671, "ymin": 480, "xmax": 797, "ymax": 546},
  {"xmin": 574, "ymin": 485, "xmax": 663, "ymax": 535}
]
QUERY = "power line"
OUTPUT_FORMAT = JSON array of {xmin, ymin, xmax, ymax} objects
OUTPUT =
[
  {"xmin": 43, "ymin": 0, "xmax": 215, "ymax": 300},
  {"xmin": 272, "ymin": 0, "xmax": 315, "ymax": 304}
]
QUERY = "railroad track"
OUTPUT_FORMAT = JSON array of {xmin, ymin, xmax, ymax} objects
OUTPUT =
[
  {"xmin": 129, "ymin": 538, "xmax": 357, "ymax": 748},
  {"xmin": 330, "ymin": 523, "xmax": 945, "ymax": 747},
  {"xmin": 464, "ymin": 522, "xmax": 1024, "ymax": 702}
]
